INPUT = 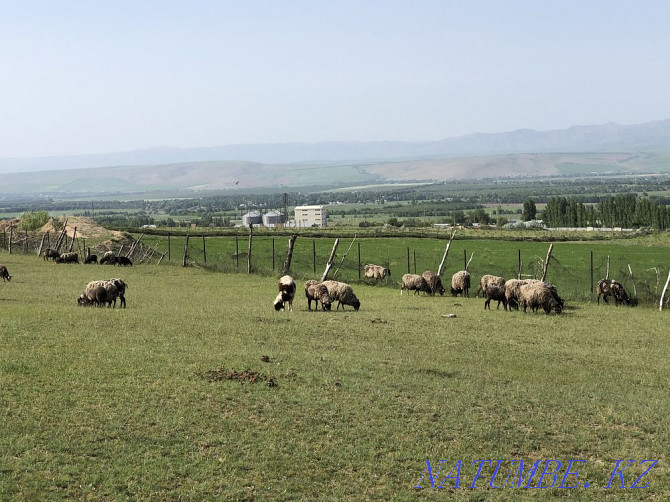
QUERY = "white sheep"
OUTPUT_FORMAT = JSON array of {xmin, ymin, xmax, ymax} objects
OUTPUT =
[
  {"xmin": 400, "ymin": 273, "xmax": 431, "ymax": 296},
  {"xmin": 321, "ymin": 280, "xmax": 361, "ymax": 311},
  {"xmin": 364, "ymin": 264, "xmax": 390, "ymax": 281},
  {"xmin": 450, "ymin": 270, "xmax": 471, "ymax": 297},
  {"xmin": 476, "ymin": 274, "xmax": 505, "ymax": 297}
]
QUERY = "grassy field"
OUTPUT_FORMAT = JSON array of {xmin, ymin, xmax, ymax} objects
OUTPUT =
[{"xmin": 1, "ymin": 252, "xmax": 668, "ymax": 500}]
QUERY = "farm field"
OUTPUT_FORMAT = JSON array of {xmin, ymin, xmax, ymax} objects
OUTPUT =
[{"xmin": 1, "ymin": 253, "xmax": 669, "ymax": 500}]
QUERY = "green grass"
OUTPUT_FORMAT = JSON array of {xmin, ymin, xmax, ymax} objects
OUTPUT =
[{"xmin": 1, "ymin": 252, "xmax": 669, "ymax": 500}]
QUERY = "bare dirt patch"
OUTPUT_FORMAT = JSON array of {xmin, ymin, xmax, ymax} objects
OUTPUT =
[{"xmin": 202, "ymin": 368, "xmax": 278, "ymax": 387}]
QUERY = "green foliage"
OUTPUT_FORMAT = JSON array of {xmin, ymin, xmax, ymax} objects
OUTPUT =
[
  {"xmin": 521, "ymin": 198, "xmax": 537, "ymax": 221},
  {"xmin": 18, "ymin": 210, "xmax": 49, "ymax": 231}
]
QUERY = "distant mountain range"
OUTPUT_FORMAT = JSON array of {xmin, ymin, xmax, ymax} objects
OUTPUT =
[
  {"xmin": 1, "ymin": 119, "xmax": 669, "ymax": 196},
  {"xmin": 2, "ymin": 119, "xmax": 669, "ymax": 174}
]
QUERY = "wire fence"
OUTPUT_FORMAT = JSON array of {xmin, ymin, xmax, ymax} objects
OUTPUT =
[{"xmin": 3, "ymin": 227, "xmax": 669, "ymax": 307}]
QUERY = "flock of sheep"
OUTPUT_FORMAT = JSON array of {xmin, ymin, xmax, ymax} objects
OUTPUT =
[
  {"xmin": 272, "ymin": 263, "xmax": 635, "ymax": 315},
  {"xmin": 42, "ymin": 249, "xmax": 133, "ymax": 266},
  {"xmin": 273, "ymin": 275, "xmax": 361, "ymax": 312}
]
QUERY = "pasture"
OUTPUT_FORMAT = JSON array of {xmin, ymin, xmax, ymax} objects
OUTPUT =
[{"xmin": 1, "ymin": 253, "xmax": 668, "ymax": 500}]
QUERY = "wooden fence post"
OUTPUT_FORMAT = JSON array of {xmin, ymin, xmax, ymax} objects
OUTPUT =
[
  {"xmin": 202, "ymin": 235, "xmax": 206, "ymax": 264},
  {"xmin": 540, "ymin": 243, "xmax": 554, "ymax": 282},
  {"xmin": 235, "ymin": 236, "xmax": 239, "ymax": 268},
  {"xmin": 357, "ymin": 242, "xmax": 361, "ymax": 280},
  {"xmin": 320, "ymin": 239, "xmax": 339, "ymax": 282},
  {"xmin": 590, "ymin": 250, "xmax": 594, "ymax": 296},
  {"xmin": 313, "ymin": 239, "xmax": 317, "ymax": 274},
  {"xmin": 406, "ymin": 247, "xmax": 410, "ymax": 274},
  {"xmin": 413, "ymin": 250, "xmax": 416, "ymax": 274},
  {"xmin": 282, "ymin": 234, "xmax": 298, "ymax": 275},
  {"xmin": 660, "ymin": 270, "xmax": 670, "ymax": 311},
  {"xmin": 437, "ymin": 229, "xmax": 456, "ymax": 276},
  {"xmin": 168, "ymin": 233, "xmax": 171, "ymax": 261},
  {"xmin": 272, "ymin": 238, "xmax": 276, "ymax": 272},
  {"xmin": 247, "ymin": 224, "xmax": 253, "ymax": 274},
  {"xmin": 8, "ymin": 226, "xmax": 13, "ymax": 254},
  {"xmin": 38, "ymin": 232, "xmax": 47, "ymax": 256},
  {"xmin": 183, "ymin": 234, "xmax": 190, "ymax": 267}
]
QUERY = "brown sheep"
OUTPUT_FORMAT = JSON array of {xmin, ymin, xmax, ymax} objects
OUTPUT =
[
  {"xmin": 421, "ymin": 271, "xmax": 445, "ymax": 296},
  {"xmin": 450, "ymin": 270, "xmax": 471, "ymax": 297}
]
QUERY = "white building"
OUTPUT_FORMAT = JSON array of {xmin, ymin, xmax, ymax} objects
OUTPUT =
[{"xmin": 294, "ymin": 205, "xmax": 327, "ymax": 228}]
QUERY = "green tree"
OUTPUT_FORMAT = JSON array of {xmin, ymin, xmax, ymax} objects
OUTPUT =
[
  {"xmin": 18, "ymin": 211, "xmax": 50, "ymax": 231},
  {"xmin": 521, "ymin": 199, "xmax": 537, "ymax": 221}
]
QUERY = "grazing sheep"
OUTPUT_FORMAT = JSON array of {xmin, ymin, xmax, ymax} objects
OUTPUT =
[
  {"xmin": 84, "ymin": 254, "xmax": 98, "ymax": 264},
  {"xmin": 108, "ymin": 278, "xmax": 128, "ymax": 308},
  {"xmin": 42, "ymin": 248, "xmax": 60, "ymax": 261},
  {"xmin": 115, "ymin": 256, "xmax": 133, "ymax": 266},
  {"xmin": 304, "ymin": 280, "xmax": 332, "ymax": 311},
  {"xmin": 321, "ymin": 280, "xmax": 361, "ymax": 311},
  {"xmin": 99, "ymin": 251, "xmax": 116, "ymax": 265},
  {"xmin": 518, "ymin": 282, "xmax": 562, "ymax": 315},
  {"xmin": 596, "ymin": 279, "xmax": 632, "ymax": 306},
  {"xmin": 0, "ymin": 265, "xmax": 11, "ymax": 282},
  {"xmin": 476, "ymin": 274, "xmax": 506, "ymax": 297},
  {"xmin": 421, "ymin": 270, "xmax": 445, "ymax": 296},
  {"xmin": 504, "ymin": 279, "xmax": 530, "ymax": 311},
  {"xmin": 78, "ymin": 280, "xmax": 121, "ymax": 308},
  {"xmin": 450, "ymin": 270, "xmax": 471, "ymax": 297},
  {"xmin": 55, "ymin": 252, "xmax": 79, "ymax": 264},
  {"xmin": 400, "ymin": 273, "xmax": 431, "ymax": 296},
  {"xmin": 274, "ymin": 275, "xmax": 296, "ymax": 311},
  {"xmin": 484, "ymin": 285, "xmax": 507, "ymax": 310},
  {"xmin": 364, "ymin": 264, "xmax": 391, "ymax": 281}
]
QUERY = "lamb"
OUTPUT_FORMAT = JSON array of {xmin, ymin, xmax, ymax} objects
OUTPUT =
[
  {"xmin": 274, "ymin": 275, "xmax": 296, "ymax": 311},
  {"xmin": 476, "ymin": 274, "xmax": 505, "ymax": 297},
  {"xmin": 450, "ymin": 270, "xmax": 471, "ymax": 297},
  {"xmin": 518, "ymin": 282, "xmax": 563, "ymax": 315},
  {"xmin": 400, "ymin": 273, "xmax": 431, "ymax": 295},
  {"xmin": 364, "ymin": 264, "xmax": 391, "ymax": 281},
  {"xmin": 321, "ymin": 280, "xmax": 361, "ymax": 311},
  {"xmin": 55, "ymin": 252, "xmax": 79, "ymax": 264},
  {"xmin": 0, "ymin": 265, "xmax": 11, "ymax": 282},
  {"xmin": 596, "ymin": 279, "xmax": 632, "ymax": 306},
  {"xmin": 304, "ymin": 280, "xmax": 332, "ymax": 311},
  {"xmin": 421, "ymin": 270, "xmax": 445, "ymax": 295},
  {"xmin": 78, "ymin": 280, "xmax": 121, "ymax": 308},
  {"xmin": 108, "ymin": 278, "xmax": 128, "ymax": 308},
  {"xmin": 484, "ymin": 285, "xmax": 507, "ymax": 310},
  {"xmin": 42, "ymin": 248, "xmax": 60, "ymax": 261},
  {"xmin": 84, "ymin": 254, "xmax": 98, "ymax": 265}
]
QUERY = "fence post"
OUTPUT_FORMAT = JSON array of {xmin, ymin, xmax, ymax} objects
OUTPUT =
[
  {"xmin": 463, "ymin": 249, "xmax": 466, "ymax": 270},
  {"xmin": 168, "ymin": 233, "xmax": 171, "ymax": 261},
  {"xmin": 183, "ymin": 234, "xmax": 190, "ymax": 267},
  {"xmin": 272, "ymin": 238, "xmax": 276, "ymax": 272},
  {"xmin": 407, "ymin": 247, "xmax": 410, "ymax": 274},
  {"xmin": 590, "ymin": 250, "xmax": 594, "ymax": 296},
  {"xmin": 8, "ymin": 226, "xmax": 12, "ymax": 254},
  {"xmin": 517, "ymin": 249, "xmax": 522, "ymax": 279},
  {"xmin": 313, "ymin": 239, "xmax": 316, "ymax": 274},
  {"xmin": 247, "ymin": 224, "xmax": 253, "ymax": 274},
  {"xmin": 413, "ymin": 250, "xmax": 416, "ymax": 274},
  {"xmin": 235, "ymin": 236, "xmax": 239, "ymax": 268},
  {"xmin": 202, "ymin": 235, "xmax": 206, "ymax": 264},
  {"xmin": 358, "ymin": 242, "xmax": 361, "ymax": 280}
]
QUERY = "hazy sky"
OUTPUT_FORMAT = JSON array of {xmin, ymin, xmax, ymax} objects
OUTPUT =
[{"xmin": 2, "ymin": 1, "xmax": 669, "ymax": 158}]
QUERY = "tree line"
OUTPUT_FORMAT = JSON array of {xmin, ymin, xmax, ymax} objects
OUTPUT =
[{"xmin": 542, "ymin": 194, "xmax": 670, "ymax": 229}]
